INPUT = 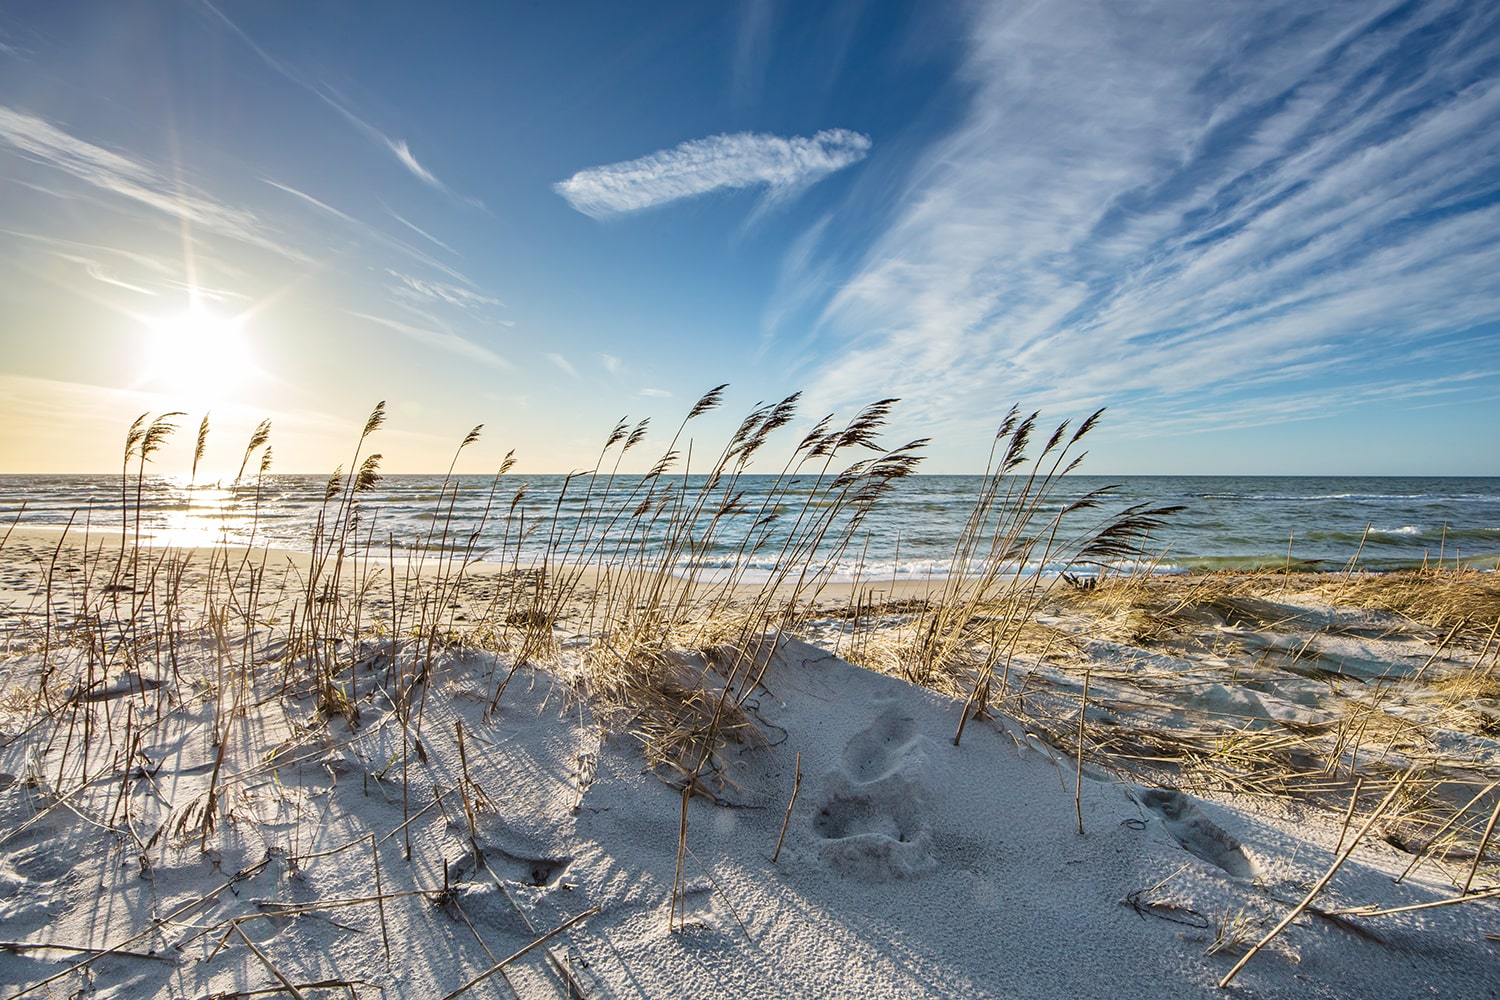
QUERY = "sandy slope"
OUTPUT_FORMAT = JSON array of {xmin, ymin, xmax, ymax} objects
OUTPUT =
[{"xmin": 0, "ymin": 535, "xmax": 1496, "ymax": 998}]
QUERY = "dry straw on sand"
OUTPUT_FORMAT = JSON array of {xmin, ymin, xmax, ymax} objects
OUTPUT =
[{"xmin": 0, "ymin": 391, "xmax": 1496, "ymax": 998}]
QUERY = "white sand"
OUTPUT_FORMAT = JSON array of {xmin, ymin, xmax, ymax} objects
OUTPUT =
[{"xmin": 0, "ymin": 532, "xmax": 1495, "ymax": 998}]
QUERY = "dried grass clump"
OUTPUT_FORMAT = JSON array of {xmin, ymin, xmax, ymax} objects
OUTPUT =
[
  {"xmin": 846, "ymin": 601, "xmax": 1073, "ymax": 703},
  {"xmin": 589, "ymin": 642, "xmax": 775, "ymax": 803},
  {"xmin": 1054, "ymin": 573, "xmax": 1300, "ymax": 647},
  {"xmin": 553, "ymin": 390, "xmax": 929, "ymax": 798},
  {"xmin": 1314, "ymin": 570, "xmax": 1500, "ymax": 642}
]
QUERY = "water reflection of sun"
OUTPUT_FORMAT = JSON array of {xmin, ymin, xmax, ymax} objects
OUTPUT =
[{"xmin": 136, "ymin": 482, "xmax": 264, "ymax": 549}]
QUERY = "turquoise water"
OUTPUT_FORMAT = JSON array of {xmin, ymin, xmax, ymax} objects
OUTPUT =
[{"xmin": 2, "ymin": 474, "xmax": 1497, "ymax": 578}]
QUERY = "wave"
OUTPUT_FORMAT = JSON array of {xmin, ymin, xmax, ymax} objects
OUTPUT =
[
  {"xmin": 665, "ymin": 555, "xmax": 1188, "ymax": 585},
  {"xmin": 1197, "ymin": 492, "xmax": 1495, "ymax": 503}
]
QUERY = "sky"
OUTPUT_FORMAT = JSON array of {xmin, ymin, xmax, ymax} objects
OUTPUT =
[{"xmin": 0, "ymin": 0, "xmax": 1497, "ymax": 478}]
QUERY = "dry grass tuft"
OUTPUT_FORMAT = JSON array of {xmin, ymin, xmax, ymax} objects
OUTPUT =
[{"xmin": 1312, "ymin": 570, "xmax": 1500, "ymax": 641}]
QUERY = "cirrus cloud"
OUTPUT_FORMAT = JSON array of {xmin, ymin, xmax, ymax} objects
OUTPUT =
[
  {"xmin": 555, "ymin": 129, "xmax": 872, "ymax": 218},
  {"xmin": 801, "ymin": 0, "xmax": 1500, "ymax": 449},
  {"xmin": 0, "ymin": 105, "xmax": 296, "ymax": 260}
]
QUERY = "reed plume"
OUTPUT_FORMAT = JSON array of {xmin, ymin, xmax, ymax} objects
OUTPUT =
[
  {"xmin": 234, "ymin": 419, "xmax": 272, "ymax": 486},
  {"xmin": 191, "ymin": 413, "xmax": 210, "ymax": 487}
]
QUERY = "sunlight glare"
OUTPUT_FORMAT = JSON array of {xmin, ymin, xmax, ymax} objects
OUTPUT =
[{"xmin": 142, "ymin": 306, "xmax": 254, "ymax": 400}]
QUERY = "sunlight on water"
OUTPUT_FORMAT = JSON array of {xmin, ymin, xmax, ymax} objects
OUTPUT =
[
  {"xmin": 114, "ymin": 484, "xmax": 266, "ymax": 550},
  {"xmin": 2, "ymin": 474, "xmax": 1497, "ymax": 574}
]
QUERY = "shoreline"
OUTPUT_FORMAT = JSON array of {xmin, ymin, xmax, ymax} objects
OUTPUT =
[{"xmin": 5, "ymin": 524, "xmax": 1492, "ymax": 592}]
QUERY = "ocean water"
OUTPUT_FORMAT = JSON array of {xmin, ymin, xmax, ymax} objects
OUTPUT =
[{"xmin": 1, "ymin": 474, "xmax": 1496, "ymax": 579}]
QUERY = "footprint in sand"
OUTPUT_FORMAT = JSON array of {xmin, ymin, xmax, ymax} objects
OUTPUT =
[
  {"xmin": 1135, "ymin": 788, "xmax": 1259, "ymax": 879},
  {"xmin": 813, "ymin": 705, "xmax": 938, "ymax": 879},
  {"xmin": 448, "ymin": 837, "xmax": 572, "ymax": 888},
  {"xmin": 488, "ymin": 845, "xmax": 571, "ymax": 887},
  {"xmin": 0, "ymin": 776, "xmax": 85, "ymax": 933}
]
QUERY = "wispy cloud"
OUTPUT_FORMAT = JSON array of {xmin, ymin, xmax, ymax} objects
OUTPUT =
[
  {"xmin": 3, "ymin": 227, "xmax": 178, "ymax": 274},
  {"xmin": 53, "ymin": 253, "xmax": 157, "ymax": 296},
  {"xmin": 546, "ymin": 353, "xmax": 578, "ymax": 377},
  {"xmin": 601, "ymin": 354, "xmax": 624, "ymax": 376},
  {"xmin": 352, "ymin": 312, "xmax": 510, "ymax": 369},
  {"xmin": 383, "ymin": 205, "xmax": 458, "ymax": 256},
  {"xmin": 390, "ymin": 138, "xmax": 437, "ymax": 186},
  {"xmin": 386, "ymin": 270, "xmax": 504, "ymax": 310},
  {"xmin": 261, "ymin": 178, "xmax": 361, "ymax": 227},
  {"xmin": 204, "ymin": 2, "xmax": 480, "ymax": 207},
  {"xmin": 639, "ymin": 388, "xmax": 672, "ymax": 398},
  {"xmin": 802, "ymin": 0, "xmax": 1500, "ymax": 446},
  {"xmin": 555, "ymin": 129, "xmax": 872, "ymax": 218},
  {"xmin": 761, "ymin": 213, "xmax": 833, "ymax": 354},
  {"xmin": 317, "ymin": 87, "xmax": 481, "ymax": 205},
  {"xmin": 731, "ymin": 0, "xmax": 775, "ymax": 106},
  {"xmin": 0, "ymin": 105, "xmax": 296, "ymax": 259},
  {"xmin": 261, "ymin": 178, "xmax": 476, "ymax": 288}
]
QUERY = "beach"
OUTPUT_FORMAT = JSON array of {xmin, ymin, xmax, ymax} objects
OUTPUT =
[
  {"xmin": 5, "ymin": 1, "xmax": 1498, "ymax": 992},
  {"xmin": 1, "ymin": 520, "xmax": 1496, "ymax": 999},
  {"xmin": 6, "ymin": 0, "xmax": 1500, "ymax": 994}
]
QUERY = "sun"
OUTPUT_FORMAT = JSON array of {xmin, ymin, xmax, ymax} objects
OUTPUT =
[{"xmin": 141, "ymin": 305, "xmax": 255, "ymax": 401}]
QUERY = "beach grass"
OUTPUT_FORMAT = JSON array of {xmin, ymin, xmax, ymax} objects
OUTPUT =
[
  {"xmin": 0, "ymin": 395, "xmax": 1497, "ymax": 996},
  {"xmin": 5, "ymin": 399, "xmax": 1498, "ymax": 837}
]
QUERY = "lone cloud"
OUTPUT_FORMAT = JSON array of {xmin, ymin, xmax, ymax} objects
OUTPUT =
[{"xmin": 555, "ymin": 129, "xmax": 871, "ymax": 218}]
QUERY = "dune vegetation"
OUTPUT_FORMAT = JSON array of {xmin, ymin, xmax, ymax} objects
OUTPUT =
[{"xmin": 1, "ymin": 392, "xmax": 1495, "ymax": 998}]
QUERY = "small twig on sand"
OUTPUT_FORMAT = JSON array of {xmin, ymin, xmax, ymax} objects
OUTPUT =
[
  {"xmin": 234, "ymin": 923, "xmax": 306, "ymax": 1000},
  {"xmin": 772, "ymin": 751, "xmax": 802, "ymax": 863},
  {"xmin": 1076, "ymin": 669, "xmax": 1091, "ymax": 836},
  {"xmin": 1462, "ymin": 789, "xmax": 1500, "ymax": 897},
  {"xmin": 1325, "ymin": 885, "xmax": 1500, "ymax": 919},
  {"xmin": 456, "ymin": 719, "xmax": 482, "ymax": 859},
  {"xmin": 188, "ymin": 980, "xmax": 371, "ymax": 999},
  {"xmin": 1219, "ymin": 769, "xmax": 1413, "ymax": 989},
  {"xmin": 672, "ymin": 784, "xmax": 691, "ymax": 932},
  {"xmin": 371, "ymin": 833, "xmax": 392, "ymax": 967},
  {"xmin": 0, "ymin": 941, "xmax": 169, "ymax": 961},
  {"xmin": 1335, "ymin": 777, "xmax": 1364, "ymax": 854},
  {"xmin": 439, "ymin": 905, "xmax": 603, "ymax": 1000}
]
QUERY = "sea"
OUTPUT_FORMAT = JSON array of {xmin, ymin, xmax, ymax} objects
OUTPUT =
[{"xmin": 2, "ymin": 474, "xmax": 1497, "ymax": 580}]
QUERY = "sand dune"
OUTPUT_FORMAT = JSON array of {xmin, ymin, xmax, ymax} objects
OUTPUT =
[{"xmin": 1, "ymin": 530, "xmax": 1496, "ymax": 998}]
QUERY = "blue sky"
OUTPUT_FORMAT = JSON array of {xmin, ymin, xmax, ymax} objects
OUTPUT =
[{"xmin": 0, "ymin": 0, "xmax": 1497, "ymax": 476}]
